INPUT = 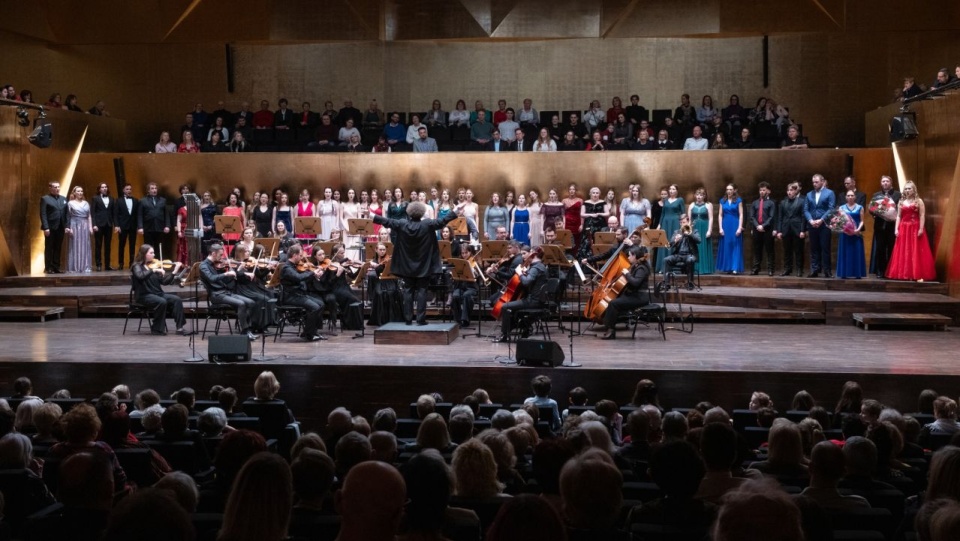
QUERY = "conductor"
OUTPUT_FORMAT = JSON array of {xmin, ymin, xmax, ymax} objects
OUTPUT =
[{"xmin": 372, "ymin": 201, "xmax": 464, "ymax": 325}]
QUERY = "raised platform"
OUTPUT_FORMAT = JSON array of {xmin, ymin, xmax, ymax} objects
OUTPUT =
[
  {"xmin": 853, "ymin": 313, "xmax": 952, "ymax": 331},
  {"xmin": 0, "ymin": 306, "xmax": 64, "ymax": 322},
  {"xmin": 374, "ymin": 322, "xmax": 459, "ymax": 345}
]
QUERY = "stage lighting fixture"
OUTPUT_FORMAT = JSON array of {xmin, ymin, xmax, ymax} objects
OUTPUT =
[
  {"xmin": 28, "ymin": 120, "xmax": 52, "ymax": 148},
  {"xmin": 16, "ymin": 107, "xmax": 29, "ymax": 126}
]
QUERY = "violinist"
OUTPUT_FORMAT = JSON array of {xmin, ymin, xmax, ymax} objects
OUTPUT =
[
  {"xmin": 232, "ymin": 227, "xmax": 257, "ymax": 258},
  {"xmin": 231, "ymin": 244, "xmax": 278, "ymax": 333},
  {"xmin": 279, "ymin": 244, "xmax": 328, "ymax": 341},
  {"xmin": 198, "ymin": 243, "xmax": 259, "ymax": 341},
  {"xmin": 322, "ymin": 243, "xmax": 363, "ymax": 329},
  {"xmin": 130, "ymin": 243, "xmax": 188, "ymax": 336},
  {"xmin": 306, "ymin": 245, "xmax": 339, "ymax": 329},
  {"xmin": 486, "ymin": 241, "xmax": 522, "ymax": 288},
  {"xmin": 662, "ymin": 214, "xmax": 700, "ymax": 290},
  {"xmin": 494, "ymin": 246, "xmax": 548, "ymax": 344},
  {"xmin": 440, "ymin": 226, "xmax": 462, "ymax": 258},
  {"xmin": 598, "ymin": 245, "xmax": 651, "ymax": 340}
]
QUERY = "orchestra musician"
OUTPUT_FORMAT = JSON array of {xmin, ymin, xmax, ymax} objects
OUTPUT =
[
  {"xmin": 494, "ymin": 246, "xmax": 548, "ymax": 343},
  {"xmin": 130, "ymin": 244, "xmax": 188, "ymax": 336},
  {"xmin": 306, "ymin": 245, "xmax": 339, "ymax": 330},
  {"xmin": 486, "ymin": 241, "xmax": 523, "ymax": 305},
  {"xmin": 231, "ymin": 244, "xmax": 278, "ymax": 333},
  {"xmin": 598, "ymin": 245, "xmax": 651, "ymax": 340},
  {"xmin": 451, "ymin": 244, "xmax": 480, "ymax": 328},
  {"xmin": 372, "ymin": 200, "xmax": 463, "ymax": 325},
  {"xmin": 662, "ymin": 214, "xmax": 701, "ymax": 290},
  {"xmin": 366, "ymin": 243, "xmax": 402, "ymax": 326},
  {"xmin": 198, "ymin": 243, "xmax": 260, "ymax": 341},
  {"xmin": 279, "ymin": 244, "xmax": 328, "ymax": 341},
  {"xmin": 323, "ymin": 243, "xmax": 363, "ymax": 329},
  {"xmin": 581, "ymin": 226, "xmax": 633, "ymax": 268}
]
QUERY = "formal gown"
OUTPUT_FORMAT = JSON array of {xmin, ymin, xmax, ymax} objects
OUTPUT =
[
  {"xmin": 340, "ymin": 202, "xmax": 362, "ymax": 259},
  {"xmin": 715, "ymin": 197, "xmax": 744, "ymax": 273},
  {"xmin": 834, "ymin": 204, "xmax": 866, "ymax": 278},
  {"xmin": 176, "ymin": 206, "xmax": 189, "ymax": 265},
  {"xmin": 318, "ymin": 200, "xmax": 338, "ymax": 240},
  {"xmin": 886, "ymin": 203, "xmax": 937, "ymax": 281},
  {"xmin": 295, "ymin": 201, "xmax": 315, "ymax": 239},
  {"xmin": 564, "ymin": 200, "xmax": 583, "ymax": 252},
  {"xmin": 527, "ymin": 202, "xmax": 542, "ymax": 247},
  {"xmin": 369, "ymin": 204, "xmax": 384, "ymax": 236},
  {"xmin": 512, "ymin": 208, "xmax": 531, "ymax": 245},
  {"xmin": 541, "ymin": 203, "xmax": 564, "ymax": 232},
  {"xmin": 274, "ymin": 207, "xmax": 292, "ymax": 238},
  {"xmin": 252, "ymin": 205, "xmax": 273, "ymax": 237},
  {"xmin": 221, "ymin": 206, "xmax": 244, "ymax": 242},
  {"xmin": 201, "ymin": 204, "xmax": 218, "ymax": 240},
  {"xmin": 67, "ymin": 200, "xmax": 92, "ymax": 273},
  {"xmin": 690, "ymin": 203, "xmax": 714, "ymax": 275},
  {"xmin": 621, "ymin": 199, "xmax": 651, "ymax": 232},
  {"xmin": 484, "ymin": 206, "xmax": 509, "ymax": 240},
  {"xmin": 655, "ymin": 198, "xmax": 685, "ymax": 272}
]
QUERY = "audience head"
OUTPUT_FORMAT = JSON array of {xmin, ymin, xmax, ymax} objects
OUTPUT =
[
  {"xmin": 416, "ymin": 412, "xmax": 451, "ymax": 451},
  {"xmin": 335, "ymin": 461, "xmax": 406, "ymax": 539},
  {"xmin": 808, "ymin": 441, "xmax": 845, "ymax": 487},
  {"xmin": 919, "ymin": 389, "xmax": 939, "ymax": 414},
  {"xmin": 767, "ymin": 419, "xmax": 804, "ymax": 466},
  {"xmin": 13, "ymin": 377, "xmax": 34, "ymax": 397},
  {"xmin": 416, "ymin": 394, "xmax": 436, "ymax": 419},
  {"xmin": 749, "ymin": 391, "xmax": 773, "ymax": 411},
  {"xmin": 448, "ymin": 413, "xmax": 474, "ymax": 444},
  {"xmin": 661, "ymin": 411, "xmax": 689, "ymax": 442},
  {"xmin": 452, "ymin": 437, "xmax": 502, "ymax": 498},
  {"xmin": 290, "ymin": 432, "xmax": 327, "ymax": 460},
  {"xmin": 369, "ymin": 431, "xmax": 398, "ymax": 463},
  {"xmin": 935, "ymin": 396, "xmax": 958, "ymax": 421},
  {"xmin": 0, "ymin": 432, "xmax": 33, "ymax": 469},
  {"xmin": 713, "ymin": 479, "xmax": 804, "ymax": 541},
  {"xmin": 791, "ymin": 390, "xmax": 816, "ymax": 411},
  {"xmin": 486, "ymin": 493, "xmax": 567, "ymax": 541},
  {"xmin": 491, "ymin": 409, "xmax": 516, "ymax": 430},
  {"xmin": 631, "ymin": 379, "xmax": 661, "ymax": 408},
  {"xmin": 33, "ymin": 401, "xmax": 62, "ymax": 438},
  {"xmin": 927, "ymin": 446, "xmax": 960, "ymax": 501},
  {"xmin": 214, "ymin": 429, "xmax": 269, "ymax": 490},
  {"xmin": 198, "ymin": 407, "xmax": 228, "ymax": 437},
  {"xmin": 560, "ymin": 448, "xmax": 623, "ymax": 529},
  {"xmin": 836, "ymin": 380, "xmax": 863, "ymax": 414},
  {"xmin": 58, "ymin": 451, "xmax": 115, "ymax": 510},
  {"xmin": 217, "ymin": 387, "xmax": 238, "ymax": 413},
  {"xmin": 335, "ymin": 431, "xmax": 372, "ymax": 478},
  {"xmin": 842, "ymin": 436, "xmax": 877, "ymax": 477},
  {"xmin": 531, "ymin": 375, "xmax": 552, "ymax": 397},
  {"xmin": 161, "ymin": 404, "xmax": 190, "ymax": 436},
  {"xmin": 220, "ymin": 452, "xmax": 292, "ymax": 541},
  {"xmin": 14, "ymin": 397, "xmax": 43, "ymax": 432},
  {"xmin": 291, "ymin": 448, "xmax": 336, "ymax": 505},
  {"xmin": 61, "ymin": 402, "xmax": 101, "ymax": 444},
  {"xmin": 103, "ymin": 488, "xmax": 195, "ymax": 541},
  {"xmin": 401, "ymin": 449, "xmax": 453, "ymax": 534},
  {"xmin": 135, "ymin": 389, "xmax": 161, "ymax": 411},
  {"xmin": 254, "ymin": 371, "xmax": 281, "ymax": 400},
  {"xmin": 174, "ymin": 387, "xmax": 195, "ymax": 410},
  {"xmin": 649, "ymin": 439, "xmax": 706, "ymax": 499},
  {"xmin": 701, "ymin": 422, "xmax": 738, "ymax": 472},
  {"xmin": 154, "ymin": 471, "xmax": 200, "ymax": 514},
  {"xmin": 141, "ymin": 404, "xmax": 164, "ymax": 433}
]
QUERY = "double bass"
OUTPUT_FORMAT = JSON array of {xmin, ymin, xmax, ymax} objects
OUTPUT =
[{"xmin": 584, "ymin": 218, "xmax": 650, "ymax": 322}]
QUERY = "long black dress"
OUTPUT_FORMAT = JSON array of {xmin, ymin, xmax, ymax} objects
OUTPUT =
[{"xmin": 234, "ymin": 267, "xmax": 278, "ymax": 332}]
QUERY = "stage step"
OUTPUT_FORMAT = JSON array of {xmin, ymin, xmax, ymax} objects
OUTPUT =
[
  {"xmin": 853, "ymin": 313, "xmax": 952, "ymax": 331},
  {"xmin": 374, "ymin": 322, "xmax": 459, "ymax": 345},
  {"xmin": 0, "ymin": 271, "xmax": 132, "ymax": 288},
  {"xmin": 0, "ymin": 306, "xmax": 64, "ymax": 322}
]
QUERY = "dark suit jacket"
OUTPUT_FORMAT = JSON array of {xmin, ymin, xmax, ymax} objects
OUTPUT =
[
  {"xmin": 273, "ymin": 109, "xmax": 295, "ymax": 129},
  {"xmin": 778, "ymin": 196, "xmax": 807, "ymax": 236},
  {"xmin": 92, "ymin": 195, "xmax": 116, "ymax": 228},
  {"xmin": 138, "ymin": 196, "xmax": 169, "ymax": 232},
  {"xmin": 750, "ymin": 198, "xmax": 777, "ymax": 230},
  {"xmin": 297, "ymin": 111, "xmax": 320, "ymax": 130},
  {"xmin": 39, "ymin": 194, "xmax": 67, "ymax": 231},
  {"xmin": 488, "ymin": 140, "xmax": 507, "ymax": 152},
  {"xmin": 803, "ymin": 188, "xmax": 835, "ymax": 222},
  {"xmin": 507, "ymin": 139, "xmax": 532, "ymax": 152},
  {"xmin": 372, "ymin": 212, "xmax": 458, "ymax": 278},
  {"xmin": 115, "ymin": 195, "xmax": 139, "ymax": 231}
]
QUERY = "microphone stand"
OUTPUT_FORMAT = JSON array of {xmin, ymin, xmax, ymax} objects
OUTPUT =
[
  {"xmin": 252, "ymin": 298, "xmax": 278, "ymax": 361},
  {"xmin": 183, "ymin": 264, "xmax": 205, "ymax": 362}
]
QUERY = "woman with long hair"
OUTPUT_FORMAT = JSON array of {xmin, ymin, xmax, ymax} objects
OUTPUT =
[
  {"xmin": 886, "ymin": 180, "xmax": 937, "ymax": 281},
  {"xmin": 715, "ymin": 183, "xmax": 744, "ymax": 274},
  {"xmin": 295, "ymin": 189, "xmax": 316, "ymax": 241},
  {"xmin": 533, "ymin": 127, "xmax": 557, "ymax": 152},
  {"xmin": 220, "ymin": 193, "xmax": 244, "ymax": 243},
  {"xmin": 688, "ymin": 187, "xmax": 714, "ymax": 275},
  {"xmin": 271, "ymin": 193, "xmax": 293, "ymax": 238},
  {"xmin": 563, "ymin": 184, "xmax": 584, "ymax": 253},
  {"xmin": 484, "ymin": 192, "xmax": 509, "ymax": 240},
  {"xmin": 218, "ymin": 452, "xmax": 292, "ymax": 541},
  {"xmin": 655, "ymin": 184, "xmax": 686, "ymax": 273},
  {"xmin": 317, "ymin": 187, "xmax": 339, "ymax": 241},
  {"xmin": 177, "ymin": 131, "xmax": 201, "ymax": 153},
  {"xmin": 66, "ymin": 186, "xmax": 93, "ymax": 273},
  {"xmin": 155, "ymin": 131, "xmax": 177, "ymax": 153}
]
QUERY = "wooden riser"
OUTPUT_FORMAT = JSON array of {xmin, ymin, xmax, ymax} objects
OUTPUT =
[{"xmin": 374, "ymin": 322, "xmax": 459, "ymax": 345}]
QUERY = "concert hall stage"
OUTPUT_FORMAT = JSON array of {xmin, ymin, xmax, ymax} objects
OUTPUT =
[{"xmin": 0, "ymin": 272, "xmax": 958, "ymax": 429}]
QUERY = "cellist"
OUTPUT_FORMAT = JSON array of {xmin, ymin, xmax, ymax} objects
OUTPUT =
[
  {"xmin": 494, "ymin": 246, "xmax": 548, "ymax": 344},
  {"xmin": 598, "ymin": 245, "xmax": 651, "ymax": 340},
  {"xmin": 485, "ymin": 241, "xmax": 523, "ymax": 304},
  {"xmin": 581, "ymin": 226, "xmax": 633, "ymax": 269}
]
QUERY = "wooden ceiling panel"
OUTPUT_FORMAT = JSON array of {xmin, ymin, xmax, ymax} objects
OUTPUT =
[
  {"xmin": 389, "ymin": 0, "xmax": 489, "ymax": 40},
  {"xmin": 606, "ymin": 0, "xmax": 720, "ymax": 39},
  {"xmin": 490, "ymin": 0, "xmax": 600, "ymax": 38},
  {"xmin": 270, "ymin": 0, "xmax": 379, "ymax": 42}
]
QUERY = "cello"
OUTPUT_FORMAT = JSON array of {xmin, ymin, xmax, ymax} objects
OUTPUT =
[
  {"xmin": 584, "ymin": 218, "xmax": 650, "ymax": 322},
  {"xmin": 490, "ymin": 247, "xmax": 540, "ymax": 319}
]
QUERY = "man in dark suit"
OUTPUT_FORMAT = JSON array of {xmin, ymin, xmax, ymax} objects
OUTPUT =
[
  {"xmin": 870, "ymin": 175, "xmax": 901, "ymax": 278},
  {"xmin": 750, "ymin": 182, "xmax": 777, "ymax": 276},
  {"xmin": 39, "ymin": 181, "xmax": 67, "ymax": 274},
  {"xmin": 663, "ymin": 215, "xmax": 701, "ymax": 290},
  {"xmin": 842, "ymin": 176, "xmax": 867, "ymax": 207},
  {"xmin": 274, "ymin": 98, "xmax": 295, "ymax": 131},
  {"xmin": 777, "ymin": 181, "xmax": 807, "ymax": 277},
  {"xmin": 803, "ymin": 174, "xmax": 836, "ymax": 277},
  {"xmin": 137, "ymin": 183, "xmax": 170, "ymax": 257},
  {"xmin": 508, "ymin": 128, "xmax": 532, "ymax": 152},
  {"xmin": 372, "ymin": 201, "xmax": 463, "ymax": 325},
  {"xmin": 91, "ymin": 182, "xmax": 116, "ymax": 271},
  {"xmin": 487, "ymin": 130, "xmax": 506, "ymax": 152},
  {"xmin": 114, "ymin": 184, "xmax": 139, "ymax": 269}
]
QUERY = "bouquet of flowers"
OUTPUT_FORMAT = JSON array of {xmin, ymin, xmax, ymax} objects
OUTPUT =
[
  {"xmin": 825, "ymin": 207, "xmax": 856, "ymax": 235},
  {"xmin": 868, "ymin": 195, "xmax": 897, "ymax": 222}
]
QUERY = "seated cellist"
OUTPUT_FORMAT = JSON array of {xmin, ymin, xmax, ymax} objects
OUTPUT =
[
  {"xmin": 485, "ymin": 241, "xmax": 523, "ymax": 305},
  {"xmin": 494, "ymin": 247, "xmax": 548, "ymax": 344},
  {"xmin": 581, "ymin": 226, "xmax": 633, "ymax": 269},
  {"xmin": 599, "ymin": 245, "xmax": 651, "ymax": 340}
]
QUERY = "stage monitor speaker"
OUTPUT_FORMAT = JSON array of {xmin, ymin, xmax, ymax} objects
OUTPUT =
[
  {"xmin": 208, "ymin": 335, "xmax": 251, "ymax": 363},
  {"xmin": 28, "ymin": 122, "xmax": 52, "ymax": 148},
  {"xmin": 516, "ymin": 339, "xmax": 565, "ymax": 367},
  {"xmin": 890, "ymin": 113, "xmax": 918, "ymax": 142}
]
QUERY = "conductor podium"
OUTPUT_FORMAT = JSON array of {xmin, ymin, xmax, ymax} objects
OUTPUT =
[{"xmin": 374, "ymin": 321, "xmax": 459, "ymax": 345}]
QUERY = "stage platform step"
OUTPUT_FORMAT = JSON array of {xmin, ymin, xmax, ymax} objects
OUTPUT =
[
  {"xmin": 853, "ymin": 313, "xmax": 952, "ymax": 331},
  {"xmin": 0, "ymin": 270, "xmax": 132, "ymax": 288},
  {"xmin": 689, "ymin": 274, "xmax": 948, "ymax": 294},
  {"xmin": 374, "ymin": 322, "xmax": 459, "ymax": 345},
  {"xmin": 0, "ymin": 306, "xmax": 64, "ymax": 322}
]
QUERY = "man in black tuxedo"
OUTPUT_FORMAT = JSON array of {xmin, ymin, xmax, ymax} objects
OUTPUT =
[
  {"xmin": 870, "ymin": 175, "xmax": 901, "ymax": 278},
  {"xmin": 777, "ymin": 182, "xmax": 807, "ymax": 277},
  {"xmin": 842, "ymin": 176, "xmax": 868, "ymax": 207},
  {"xmin": 114, "ymin": 184, "xmax": 140, "ymax": 269},
  {"xmin": 373, "ymin": 201, "xmax": 463, "ymax": 325},
  {"xmin": 750, "ymin": 182, "xmax": 777, "ymax": 276},
  {"xmin": 91, "ymin": 182, "xmax": 116, "ymax": 271},
  {"xmin": 137, "ymin": 183, "xmax": 170, "ymax": 257},
  {"xmin": 39, "ymin": 181, "xmax": 67, "ymax": 274},
  {"xmin": 508, "ymin": 128, "xmax": 532, "ymax": 152},
  {"xmin": 487, "ymin": 130, "xmax": 506, "ymax": 152},
  {"xmin": 663, "ymin": 215, "xmax": 701, "ymax": 290}
]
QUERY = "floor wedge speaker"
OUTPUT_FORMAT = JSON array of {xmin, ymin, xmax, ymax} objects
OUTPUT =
[
  {"xmin": 516, "ymin": 339, "xmax": 565, "ymax": 367},
  {"xmin": 208, "ymin": 335, "xmax": 251, "ymax": 363}
]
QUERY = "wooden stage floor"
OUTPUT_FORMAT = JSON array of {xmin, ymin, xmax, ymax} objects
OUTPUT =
[{"xmin": 2, "ymin": 317, "xmax": 957, "ymax": 376}]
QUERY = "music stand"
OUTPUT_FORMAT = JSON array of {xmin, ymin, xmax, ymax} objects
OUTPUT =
[
  {"xmin": 347, "ymin": 219, "xmax": 374, "ymax": 238},
  {"xmin": 364, "ymin": 241, "xmax": 393, "ymax": 260},
  {"xmin": 592, "ymin": 243, "xmax": 614, "ymax": 256},
  {"xmin": 449, "ymin": 217, "xmax": 468, "ymax": 236},
  {"xmin": 594, "ymin": 231, "xmax": 616, "ymax": 245},
  {"xmin": 214, "ymin": 215, "xmax": 242, "ymax": 244},
  {"xmin": 480, "ymin": 241, "xmax": 509, "ymax": 262},
  {"xmin": 438, "ymin": 240, "xmax": 453, "ymax": 260},
  {"xmin": 641, "ymin": 229, "xmax": 670, "ymax": 248},
  {"xmin": 540, "ymin": 245, "xmax": 572, "ymax": 268},
  {"xmin": 555, "ymin": 229, "xmax": 573, "ymax": 249},
  {"xmin": 256, "ymin": 238, "xmax": 280, "ymax": 258},
  {"xmin": 315, "ymin": 241, "xmax": 337, "ymax": 258},
  {"xmin": 294, "ymin": 217, "xmax": 321, "ymax": 238}
]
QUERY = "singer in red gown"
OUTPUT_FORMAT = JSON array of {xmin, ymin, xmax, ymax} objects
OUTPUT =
[{"xmin": 886, "ymin": 181, "xmax": 936, "ymax": 281}]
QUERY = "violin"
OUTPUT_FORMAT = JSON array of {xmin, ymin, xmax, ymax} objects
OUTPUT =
[
  {"xmin": 147, "ymin": 259, "xmax": 176, "ymax": 271},
  {"xmin": 296, "ymin": 259, "xmax": 318, "ymax": 272}
]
